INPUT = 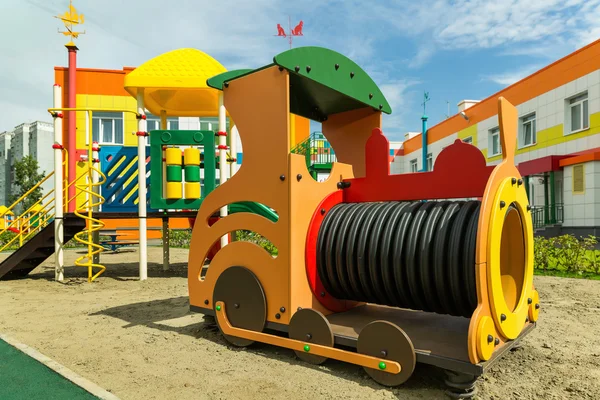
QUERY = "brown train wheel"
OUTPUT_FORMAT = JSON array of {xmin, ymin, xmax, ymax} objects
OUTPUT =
[
  {"xmin": 357, "ymin": 320, "xmax": 416, "ymax": 387},
  {"xmin": 289, "ymin": 308, "xmax": 334, "ymax": 365},
  {"xmin": 213, "ymin": 266, "xmax": 267, "ymax": 347}
]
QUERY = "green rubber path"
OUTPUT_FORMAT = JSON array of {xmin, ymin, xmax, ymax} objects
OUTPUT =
[{"xmin": 0, "ymin": 339, "xmax": 99, "ymax": 399}]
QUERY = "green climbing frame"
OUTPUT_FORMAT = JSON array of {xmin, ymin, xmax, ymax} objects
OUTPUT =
[{"xmin": 150, "ymin": 130, "xmax": 216, "ymax": 210}]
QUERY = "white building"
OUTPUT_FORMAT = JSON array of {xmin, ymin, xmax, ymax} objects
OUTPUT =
[
  {"xmin": 390, "ymin": 39, "xmax": 600, "ymax": 236},
  {"xmin": 0, "ymin": 121, "xmax": 54, "ymax": 207},
  {"xmin": 0, "ymin": 132, "xmax": 13, "ymax": 206}
]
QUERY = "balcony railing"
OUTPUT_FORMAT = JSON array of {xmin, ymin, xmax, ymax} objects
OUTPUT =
[
  {"xmin": 532, "ymin": 203, "xmax": 564, "ymax": 230},
  {"xmin": 291, "ymin": 132, "xmax": 337, "ymax": 170}
]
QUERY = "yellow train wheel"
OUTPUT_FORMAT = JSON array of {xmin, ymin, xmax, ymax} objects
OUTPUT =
[{"xmin": 487, "ymin": 177, "xmax": 534, "ymax": 340}]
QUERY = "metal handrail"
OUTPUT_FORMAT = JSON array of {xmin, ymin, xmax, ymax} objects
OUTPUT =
[
  {"xmin": 64, "ymin": 168, "xmax": 94, "ymax": 206},
  {"xmin": 1, "ymin": 172, "xmax": 54, "ymax": 216},
  {"xmin": 2, "ymin": 108, "xmax": 138, "ymax": 276},
  {"xmin": 0, "ymin": 165, "xmax": 99, "ymax": 253},
  {"xmin": 47, "ymin": 107, "xmax": 114, "ymax": 282},
  {"xmin": 0, "ymin": 188, "xmax": 55, "ymax": 235},
  {"xmin": 0, "ymin": 189, "xmax": 57, "ymax": 251},
  {"xmin": 532, "ymin": 203, "xmax": 564, "ymax": 230}
]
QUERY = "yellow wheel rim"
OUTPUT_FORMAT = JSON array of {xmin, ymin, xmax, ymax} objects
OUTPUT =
[
  {"xmin": 487, "ymin": 177, "xmax": 534, "ymax": 339},
  {"xmin": 476, "ymin": 316, "xmax": 496, "ymax": 361}
]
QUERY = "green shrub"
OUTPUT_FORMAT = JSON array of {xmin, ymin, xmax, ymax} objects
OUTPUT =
[
  {"xmin": 0, "ymin": 231, "xmax": 19, "ymax": 251},
  {"xmin": 162, "ymin": 229, "xmax": 277, "ymax": 256},
  {"xmin": 236, "ymin": 230, "xmax": 278, "ymax": 257},
  {"xmin": 533, "ymin": 236, "xmax": 550, "ymax": 272},
  {"xmin": 167, "ymin": 229, "xmax": 193, "ymax": 248},
  {"xmin": 533, "ymin": 234, "xmax": 600, "ymax": 277},
  {"xmin": 554, "ymin": 234, "xmax": 587, "ymax": 272},
  {"xmin": 583, "ymin": 235, "xmax": 600, "ymax": 274}
]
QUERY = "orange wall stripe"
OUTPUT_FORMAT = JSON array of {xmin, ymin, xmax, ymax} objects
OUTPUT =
[
  {"xmin": 404, "ymin": 39, "xmax": 600, "ymax": 155},
  {"xmin": 559, "ymin": 152, "xmax": 600, "ymax": 167}
]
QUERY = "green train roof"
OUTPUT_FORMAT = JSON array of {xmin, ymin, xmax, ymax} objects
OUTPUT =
[
  {"xmin": 206, "ymin": 47, "xmax": 392, "ymax": 121},
  {"xmin": 206, "ymin": 69, "xmax": 253, "ymax": 90}
]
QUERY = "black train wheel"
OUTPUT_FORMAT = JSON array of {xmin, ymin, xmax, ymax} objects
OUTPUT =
[
  {"xmin": 357, "ymin": 320, "xmax": 416, "ymax": 386},
  {"xmin": 213, "ymin": 266, "xmax": 267, "ymax": 347},
  {"xmin": 289, "ymin": 308, "xmax": 334, "ymax": 365}
]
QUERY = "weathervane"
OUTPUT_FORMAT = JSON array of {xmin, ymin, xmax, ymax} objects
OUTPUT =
[
  {"xmin": 421, "ymin": 91, "xmax": 430, "ymax": 117},
  {"xmin": 275, "ymin": 17, "xmax": 304, "ymax": 49},
  {"xmin": 55, "ymin": 0, "xmax": 85, "ymax": 45}
]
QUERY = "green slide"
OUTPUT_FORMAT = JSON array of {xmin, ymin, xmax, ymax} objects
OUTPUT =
[{"xmin": 229, "ymin": 201, "xmax": 279, "ymax": 222}]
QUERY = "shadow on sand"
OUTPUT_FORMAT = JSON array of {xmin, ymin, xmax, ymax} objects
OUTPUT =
[
  {"xmin": 24, "ymin": 259, "xmax": 189, "ymax": 282},
  {"xmin": 93, "ymin": 296, "xmax": 450, "ymax": 398}
]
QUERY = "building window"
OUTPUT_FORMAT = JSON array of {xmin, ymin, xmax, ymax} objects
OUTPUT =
[
  {"xmin": 573, "ymin": 164, "xmax": 585, "ymax": 194},
  {"xmin": 145, "ymin": 115, "xmax": 180, "ymax": 145},
  {"xmin": 92, "ymin": 112, "xmax": 123, "ymax": 145},
  {"xmin": 410, "ymin": 159, "xmax": 418, "ymax": 173},
  {"xmin": 489, "ymin": 127, "xmax": 501, "ymax": 156},
  {"xmin": 463, "ymin": 136, "xmax": 473, "ymax": 144},
  {"xmin": 146, "ymin": 115, "xmax": 179, "ymax": 131},
  {"xmin": 200, "ymin": 117, "xmax": 231, "ymax": 132},
  {"xmin": 567, "ymin": 92, "xmax": 589, "ymax": 134},
  {"xmin": 519, "ymin": 113, "xmax": 536, "ymax": 148},
  {"xmin": 200, "ymin": 120, "xmax": 215, "ymax": 131},
  {"xmin": 426, "ymin": 153, "xmax": 433, "ymax": 171}
]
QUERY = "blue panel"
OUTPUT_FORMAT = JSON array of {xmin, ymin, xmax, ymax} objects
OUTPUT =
[{"xmin": 100, "ymin": 146, "xmax": 154, "ymax": 213}]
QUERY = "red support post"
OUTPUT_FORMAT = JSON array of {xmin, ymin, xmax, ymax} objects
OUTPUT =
[{"xmin": 66, "ymin": 43, "xmax": 78, "ymax": 212}]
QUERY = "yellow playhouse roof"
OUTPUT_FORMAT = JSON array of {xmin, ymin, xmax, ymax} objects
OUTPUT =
[
  {"xmin": 124, "ymin": 48, "xmax": 227, "ymax": 117},
  {"xmin": 0, "ymin": 206, "xmax": 13, "ymax": 216}
]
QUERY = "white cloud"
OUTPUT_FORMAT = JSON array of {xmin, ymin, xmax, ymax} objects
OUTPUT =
[
  {"xmin": 379, "ymin": 79, "xmax": 422, "ymax": 141},
  {"xmin": 408, "ymin": 46, "xmax": 435, "ymax": 69},
  {"xmin": 0, "ymin": 0, "xmax": 320, "ymax": 132},
  {"xmin": 3, "ymin": 0, "xmax": 600, "ymax": 137},
  {"xmin": 340, "ymin": 0, "xmax": 600, "ymax": 65},
  {"xmin": 0, "ymin": 0, "xmax": 388, "ymax": 132},
  {"xmin": 483, "ymin": 64, "xmax": 544, "ymax": 86}
]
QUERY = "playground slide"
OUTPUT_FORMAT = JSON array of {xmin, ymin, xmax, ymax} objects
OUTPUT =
[{"xmin": 228, "ymin": 202, "xmax": 278, "ymax": 222}]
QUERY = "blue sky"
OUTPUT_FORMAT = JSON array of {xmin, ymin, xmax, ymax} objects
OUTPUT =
[{"xmin": 1, "ymin": 0, "xmax": 600, "ymax": 141}]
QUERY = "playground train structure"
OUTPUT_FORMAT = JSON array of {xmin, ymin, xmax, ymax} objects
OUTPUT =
[{"xmin": 185, "ymin": 47, "xmax": 539, "ymax": 397}]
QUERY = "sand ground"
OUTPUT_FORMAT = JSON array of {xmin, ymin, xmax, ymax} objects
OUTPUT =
[{"xmin": 0, "ymin": 247, "xmax": 599, "ymax": 399}]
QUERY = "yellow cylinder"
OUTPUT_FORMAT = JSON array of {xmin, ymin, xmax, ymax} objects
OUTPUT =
[
  {"xmin": 165, "ymin": 148, "xmax": 181, "ymax": 165},
  {"xmin": 184, "ymin": 148, "xmax": 201, "ymax": 165},
  {"xmin": 166, "ymin": 181, "xmax": 183, "ymax": 199},
  {"xmin": 185, "ymin": 182, "xmax": 201, "ymax": 199}
]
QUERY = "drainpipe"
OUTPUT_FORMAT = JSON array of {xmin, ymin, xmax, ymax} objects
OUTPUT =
[{"xmin": 421, "ymin": 115, "xmax": 428, "ymax": 172}]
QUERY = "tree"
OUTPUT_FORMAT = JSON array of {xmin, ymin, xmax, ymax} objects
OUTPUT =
[{"xmin": 10, "ymin": 155, "xmax": 46, "ymax": 213}]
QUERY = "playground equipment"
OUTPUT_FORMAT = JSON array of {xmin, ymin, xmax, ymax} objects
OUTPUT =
[
  {"xmin": 187, "ymin": 47, "xmax": 538, "ymax": 396},
  {"xmin": 0, "ymin": 47, "xmax": 286, "ymax": 282},
  {"xmin": 0, "ymin": 49, "xmax": 229, "ymax": 281},
  {"xmin": 291, "ymin": 131, "xmax": 336, "ymax": 181}
]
